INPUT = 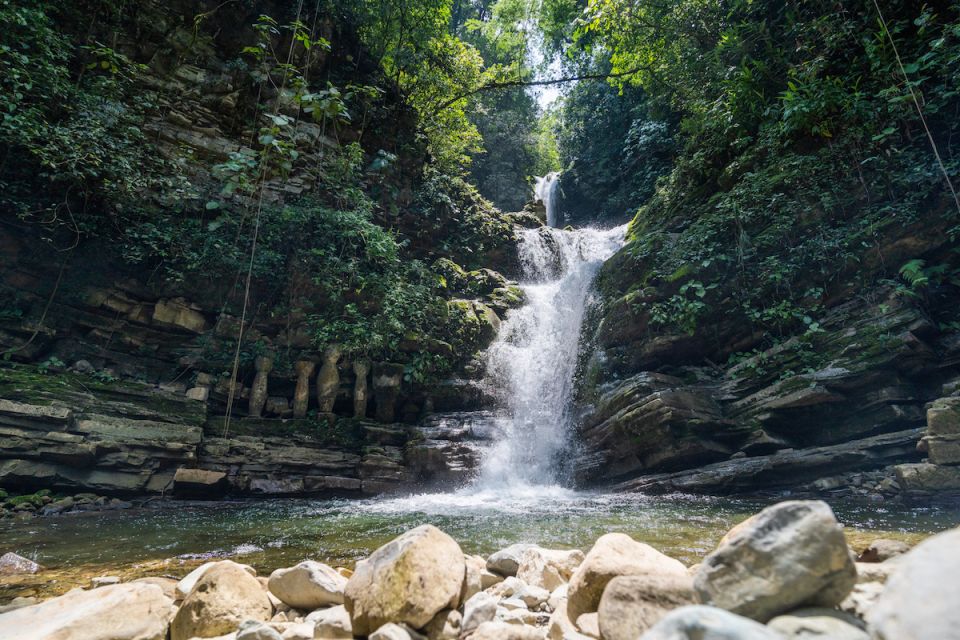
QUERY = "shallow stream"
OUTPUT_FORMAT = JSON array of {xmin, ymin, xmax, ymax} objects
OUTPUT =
[{"xmin": 3, "ymin": 488, "xmax": 957, "ymax": 601}]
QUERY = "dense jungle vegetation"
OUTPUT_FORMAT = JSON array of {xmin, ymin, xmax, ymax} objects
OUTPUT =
[{"xmin": 2, "ymin": 0, "xmax": 959, "ymax": 386}]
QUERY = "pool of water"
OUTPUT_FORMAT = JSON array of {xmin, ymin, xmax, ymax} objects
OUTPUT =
[{"xmin": 2, "ymin": 488, "xmax": 958, "ymax": 601}]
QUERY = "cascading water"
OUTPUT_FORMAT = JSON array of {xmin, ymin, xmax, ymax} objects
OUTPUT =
[
  {"xmin": 474, "ymin": 223, "xmax": 626, "ymax": 491},
  {"xmin": 534, "ymin": 172, "xmax": 561, "ymax": 227}
]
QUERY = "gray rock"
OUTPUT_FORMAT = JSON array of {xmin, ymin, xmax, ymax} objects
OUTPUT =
[
  {"xmin": 694, "ymin": 500, "xmax": 856, "ymax": 622},
  {"xmin": 866, "ymin": 526, "xmax": 960, "ymax": 640},
  {"xmin": 639, "ymin": 605, "xmax": 784, "ymax": 640},
  {"xmin": 767, "ymin": 608, "xmax": 867, "ymax": 639},
  {"xmin": 369, "ymin": 623, "xmax": 425, "ymax": 640}
]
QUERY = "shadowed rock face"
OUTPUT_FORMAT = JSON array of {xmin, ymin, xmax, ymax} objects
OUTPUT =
[{"xmin": 575, "ymin": 289, "xmax": 959, "ymax": 494}]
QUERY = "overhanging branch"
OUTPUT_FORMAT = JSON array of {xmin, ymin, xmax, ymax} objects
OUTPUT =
[{"xmin": 433, "ymin": 66, "xmax": 658, "ymax": 113}]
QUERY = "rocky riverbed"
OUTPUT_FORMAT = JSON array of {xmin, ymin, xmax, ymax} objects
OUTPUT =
[{"xmin": 1, "ymin": 499, "xmax": 956, "ymax": 640}]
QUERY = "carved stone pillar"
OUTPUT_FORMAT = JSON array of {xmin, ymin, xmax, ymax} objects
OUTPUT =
[
  {"xmin": 372, "ymin": 362, "xmax": 405, "ymax": 423},
  {"xmin": 248, "ymin": 354, "xmax": 274, "ymax": 418},
  {"xmin": 293, "ymin": 359, "xmax": 316, "ymax": 418},
  {"xmin": 353, "ymin": 359, "xmax": 371, "ymax": 419},
  {"xmin": 316, "ymin": 344, "xmax": 342, "ymax": 413}
]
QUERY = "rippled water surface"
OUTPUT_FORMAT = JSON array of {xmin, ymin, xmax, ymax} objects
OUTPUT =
[{"xmin": 3, "ymin": 489, "xmax": 958, "ymax": 600}]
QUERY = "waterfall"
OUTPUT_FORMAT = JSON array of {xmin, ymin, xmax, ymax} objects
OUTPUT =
[
  {"xmin": 475, "ymin": 224, "xmax": 626, "ymax": 491},
  {"xmin": 534, "ymin": 172, "xmax": 561, "ymax": 227}
]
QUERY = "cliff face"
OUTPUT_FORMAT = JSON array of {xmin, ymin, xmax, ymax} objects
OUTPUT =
[{"xmin": 0, "ymin": 0, "xmax": 522, "ymax": 496}]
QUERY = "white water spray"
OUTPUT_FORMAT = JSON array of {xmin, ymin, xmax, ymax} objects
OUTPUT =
[
  {"xmin": 475, "ymin": 223, "xmax": 626, "ymax": 491},
  {"xmin": 534, "ymin": 172, "xmax": 561, "ymax": 227}
]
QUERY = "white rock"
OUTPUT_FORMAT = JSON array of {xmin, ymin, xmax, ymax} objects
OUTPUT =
[
  {"xmin": 500, "ymin": 598, "xmax": 528, "ymax": 611},
  {"xmin": 0, "ymin": 582, "xmax": 174, "ymax": 640},
  {"xmin": 639, "ymin": 605, "xmax": 784, "ymax": 639},
  {"xmin": 89, "ymin": 576, "xmax": 120, "ymax": 588},
  {"xmin": 547, "ymin": 584, "xmax": 567, "ymax": 611},
  {"xmin": 368, "ymin": 622, "xmax": 424, "ymax": 640},
  {"xmin": 866, "ymin": 526, "xmax": 960, "ymax": 640},
  {"xmin": 176, "ymin": 560, "xmax": 257, "ymax": 599},
  {"xmin": 236, "ymin": 620, "xmax": 284, "ymax": 640},
  {"xmin": 567, "ymin": 533, "xmax": 686, "ymax": 621},
  {"xmin": 514, "ymin": 583, "xmax": 550, "ymax": 609},
  {"xmin": 344, "ymin": 525, "xmax": 465, "ymax": 635},
  {"xmin": 268, "ymin": 561, "xmax": 347, "ymax": 610},
  {"xmin": 307, "ymin": 605, "xmax": 352, "ymax": 639},
  {"xmin": 546, "ymin": 600, "xmax": 593, "ymax": 640},
  {"xmin": 694, "ymin": 500, "xmax": 856, "ymax": 622},
  {"xmin": 279, "ymin": 622, "xmax": 313, "ymax": 640},
  {"xmin": 462, "ymin": 592, "xmax": 498, "ymax": 636},
  {"xmin": 470, "ymin": 621, "xmax": 546, "ymax": 639},
  {"xmin": 575, "ymin": 612, "xmax": 600, "ymax": 638},
  {"xmin": 516, "ymin": 548, "xmax": 584, "ymax": 591},
  {"xmin": 767, "ymin": 608, "xmax": 868, "ymax": 639}
]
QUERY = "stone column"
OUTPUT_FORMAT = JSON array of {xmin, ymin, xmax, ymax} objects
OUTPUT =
[
  {"xmin": 316, "ymin": 344, "xmax": 342, "ymax": 413},
  {"xmin": 248, "ymin": 354, "xmax": 274, "ymax": 418},
  {"xmin": 293, "ymin": 359, "xmax": 316, "ymax": 418},
  {"xmin": 353, "ymin": 359, "xmax": 371, "ymax": 418},
  {"xmin": 372, "ymin": 362, "xmax": 405, "ymax": 423}
]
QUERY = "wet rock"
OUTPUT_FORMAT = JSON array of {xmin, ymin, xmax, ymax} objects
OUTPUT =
[
  {"xmin": 866, "ymin": 526, "xmax": 960, "ymax": 640},
  {"xmin": 487, "ymin": 544, "xmax": 536, "ymax": 576},
  {"xmin": 307, "ymin": 604, "xmax": 352, "ymax": 638},
  {"xmin": 0, "ymin": 582, "xmax": 175, "ymax": 640},
  {"xmin": 0, "ymin": 551, "xmax": 41, "ymax": 575},
  {"xmin": 516, "ymin": 547, "xmax": 584, "ymax": 591},
  {"xmin": 268, "ymin": 561, "xmax": 346, "ymax": 609},
  {"xmin": 171, "ymin": 562, "xmax": 272, "ymax": 640},
  {"xmin": 640, "ymin": 605, "xmax": 783, "ymax": 640},
  {"xmin": 694, "ymin": 500, "xmax": 856, "ymax": 622},
  {"xmin": 767, "ymin": 608, "xmax": 868, "ymax": 639},
  {"xmin": 857, "ymin": 539, "xmax": 910, "ymax": 563},
  {"xmin": 344, "ymin": 525, "xmax": 465, "ymax": 635},
  {"xmin": 176, "ymin": 560, "xmax": 257, "ymax": 599},
  {"xmin": 597, "ymin": 573, "xmax": 696, "ymax": 640},
  {"xmin": 90, "ymin": 575, "xmax": 121, "ymax": 588},
  {"xmin": 567, "ymin": 533, "xmax": 686, "ymax": 621},
  {"xmin": 894, "ymin": 462, "xmax": 960, "ymax": 492}
]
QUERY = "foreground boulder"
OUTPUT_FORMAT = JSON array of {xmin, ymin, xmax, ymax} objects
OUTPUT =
[
  {"xmin": 0, "ymin": 582, "xmax": 174, "ymax": 640},
  {"xmin": 597, "ymin": 573, "xmax": 695, "ymax": 640},
  {"xmin": 176, "ymin": 560, "xmax": 257, "ymax": 599},
  {"xmin": 567, "ymin": 533, "xmax": 686, "ymax": 621},
  {"xmin": 639, "ymin": 605, "xmax": 783, "ymax": 640},
  {"xmin": 694, "ymin": 500, "xmax": 856, "ymax": 621},
  {"xmin": 344, "ymin": 525, "xmax": 465, "ymax": 635},
  {"xmin": 866, "ymin": 526, "xmax": 960, "ymax": 639},
  {"xmin": 268, "ymin": 561, "xmax": 346, "ymax": 609},
  {"xmin": 171, "ymin": 562, "xmax": 272, "ymax": 640}
]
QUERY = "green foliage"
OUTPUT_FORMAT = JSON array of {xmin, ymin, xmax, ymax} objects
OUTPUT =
[{"xmin": 583, "ymin": 0, "xmax": 960, "ymax": 348}]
